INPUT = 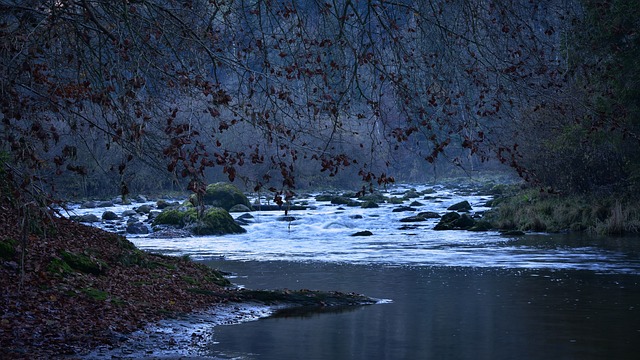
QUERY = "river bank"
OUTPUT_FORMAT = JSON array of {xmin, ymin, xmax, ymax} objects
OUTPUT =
[
  {"xmin": 485, "ymin": 186, "xmax": 640, "ymax": 235},
  {"xmin": 0, "ymin": 195, "xmax": 374, "ymax": 359}
]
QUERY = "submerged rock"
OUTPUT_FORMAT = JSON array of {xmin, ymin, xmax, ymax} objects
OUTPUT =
[
  {"xmin": 417, "ymin": 211, "xmax": 440, "ymax": 219},
  {"xmin": 351, "ymin": 230, "xmax": 374, "ymax": 236},
  {"xmin": 399, "ymin": 215, "xmax": 428, "ymax": 222},
  {"xmin": 392, "ymin": 206, "xmax": 416, "ymax": 212}
]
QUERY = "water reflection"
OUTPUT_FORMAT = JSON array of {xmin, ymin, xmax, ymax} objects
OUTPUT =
[{"xmin": 200, "ymin": 261, "xmax": 640, "ymax": 360}]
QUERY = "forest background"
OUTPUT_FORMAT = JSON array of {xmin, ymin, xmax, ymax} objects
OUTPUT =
[{"xmin": 1, "ymin": 0, "xmax": 638, "ymax": 202}]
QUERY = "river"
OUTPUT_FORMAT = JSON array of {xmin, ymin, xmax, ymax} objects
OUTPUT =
[{"xmin": 69, "ymin": 183, "xmax": 640, "ymax": 359}]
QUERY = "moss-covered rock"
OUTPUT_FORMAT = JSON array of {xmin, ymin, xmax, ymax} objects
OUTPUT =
[
  {"xmin": 153, "ymin": 208, "xmax": 188, "ymax": 226},
  {"xmin": 387, "ymin": 197, "xmax": 404, "ymax": 204},
  {"xmin": 229, "ymin": 204, "xmax": 252, "ymax": 213},
  {"xmin": 153, "ymin": 207, "xmax": 245, "ymax": 235},
  {"xmin": 315, "ymin": 194, "xmax": 335, "ymax": 202},
  {"xmin": 60, "ymin": 251, "xmax": 108, "ymax": 275},
  {"xmin": 331, "ymin": 197, "xmax": 361, "ymax": 207},
  {"xmin": 197, "ymin": 182, "xmax": 251, "ymax": 211},
  {"xmin": 47, "ymin": 257, "xmax": 74, "ymax": 276},
  {"xmin": 403, "ymin": 189, "xmax": 421, "ymax": 199},
  {"xmin": 358, "ymin": 192, "xmax": 386, "ymax": 203},
  {"xmin": 188, "ymin": 208, "xmax": 246, "ymax": 235},
  {"xmin": 361, "ymin": 201, "xmax": 379, "ymax": 209}
]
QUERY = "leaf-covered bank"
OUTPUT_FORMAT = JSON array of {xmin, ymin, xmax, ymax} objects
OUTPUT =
[
  {"xmin": 486, "ymin": 187, "xmax": 640, "ymax": 235},
  {"xmin": 0, "ymin": 199, "xmax": 374, "ymax": 358}
]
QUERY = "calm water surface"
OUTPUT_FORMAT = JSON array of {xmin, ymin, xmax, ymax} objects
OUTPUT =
[
  {"xmin": 69, "ymin": 184, "xmax": 640, "ymax": 359},
  {"xmin": 199, "ymin": 261, "xmax": 639, "ymax": 360}
]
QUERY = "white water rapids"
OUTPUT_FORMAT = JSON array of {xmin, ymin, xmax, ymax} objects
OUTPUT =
[{"xmin": 65, "ymin": 183, "xmax": 640, "ymax": 274}]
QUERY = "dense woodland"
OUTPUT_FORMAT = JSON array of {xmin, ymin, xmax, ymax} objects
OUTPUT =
[{"xmin": 1, "ymin": 0, "xmax": 638, "ymax": 199}]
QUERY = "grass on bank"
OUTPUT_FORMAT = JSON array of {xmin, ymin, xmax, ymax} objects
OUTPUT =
[{"xmin": 486, "ymin": 187, "xmax": 640, "ymax": 235}]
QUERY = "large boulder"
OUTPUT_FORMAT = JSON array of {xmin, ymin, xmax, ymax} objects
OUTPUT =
[
  {"xmin": 197, "ymin": 182, "xmax": 251, "ymax": 211},
  {"xmin": 153, "ymin": 207, "xmax": 245, "ymax": 235},
  {"xmin": 152, "ymin": 208, "xmax": 187, "ymax": 227},
  {"xmin": 188, "ymin": 208, "xmax": 246, "ymax": 235}
]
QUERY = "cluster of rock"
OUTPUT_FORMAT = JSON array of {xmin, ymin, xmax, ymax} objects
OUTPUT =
[
  {"xmin": 71, "ymin": 182, "xmax": 503, "ymax": 238},
  {"xmin": 71, "ymin": 183, "xmax": 252, "ymax": 236},
  {"xmin": 313, "ymin": 189, "xmax": 495, "ymax": 236}
]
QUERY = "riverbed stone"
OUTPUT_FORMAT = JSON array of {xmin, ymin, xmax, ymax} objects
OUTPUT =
[
  {"xmin": 96, "ymin": 200, "xmax": 114, "ymax": 208},
  {"xmin": 81, "ymin": 201, "xmax": 97, "ymax": 209},
  {"xmin": 197, "ymin": 182, "xmax": 251, "ymax": 211},
  {"xmin": 387, "ymin": 197, "xmax": 404, "ymax": 204},
  {"xmin": 136, "ymin": 205, "xmax": 152, "ymax": 214},
  {"xmin": 361, "ymin": 201, "xmax": 379, "ymax": 209},
  {"xmin": 469, "ymin": 220, "xmax": 494, "ymax": 231},
  {"xmin": 434, "ymin": 212, "xmax": 476, "ymax": 230},
  {"xmin": 315, "ymin": 194, "xmax": 335, "ymax": 202},
  {"xmin": 441, "ymin": 212, "xmax": 461, "ymax": 223},
  {"xmin": 188, "ymin": 208, "xmax": 247, "ymax": 235},
  {"xmin": 156, "ymin": 200, "xmax": 174, "ymax": 209},
  {"xmin": 399, "ymin": 215, "xmax": 428, "ymax": 222},
  {"xmin": 403, "ymin": 189, "xmax": 420, "ymax": 199},
  {"xmin": 126, "ymin": 222, "xmax": 149, "ymax": 234},
  {"xmin": 330, "ymin": 196, "xmax": 360, "ymax": 207},
  {"xmin": 121, "ymin": 210, "xmax": 137, "ymax": 217},
  {"xmin": 101, "ymin": 211, "xmax": 119, "ymax": 221},
  {"xmin": 358, "ymin": 192, "xmax": 386, "ymax": 203},
  {"xmin": 392, "ymin": 206, "xmax": 416, "ymax": 212},
  {"xmin": 351, "ymin": 230, "xmax": 373, "ymax": 236},
  {"xmin": 229, "ymin": 204, "xmax": 252, "ymax": 213},
  {"xmin": 447, "ymin": 200, "xmax": 472, "ymax": 212},
  {"xmin": 153, "ymin": 209, "xmax": 188, "ymax": 226},
  {"xmin": 417, "ymin": 211, "xmax": 440, "ymax": 219},
  {"xmin": 455, "ymin": 214, "xmax": 476, "ymax": 229},
  {"xmin": 76, "ymin": 214, "xmax": 100, "ymax": 223}
]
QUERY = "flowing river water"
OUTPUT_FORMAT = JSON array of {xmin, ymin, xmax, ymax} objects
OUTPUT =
[{"xmin": 69, "ymin": 184, "xmax": 640, "ymax": 359}]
